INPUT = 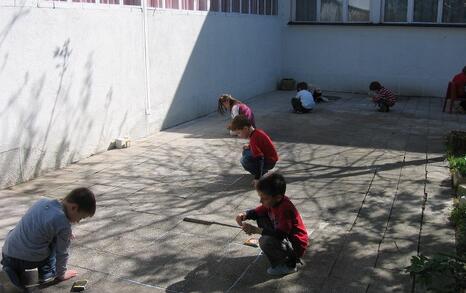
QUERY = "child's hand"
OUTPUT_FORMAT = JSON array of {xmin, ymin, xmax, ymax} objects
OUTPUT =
[
  {"xmin": 243, "ymin": 144, "xmax": 250, "ymax": 150},
  {"xmin": 251, "ymin": 179, "xmax": 258, "ymax": 188},
  {"xmin": 242, "ymin": 223, "xmax": 262, "ymax": 235},
  {"xmin": 236, "ymin": 213, "xmax": 246, "ymax": 226},
  {"xmin": 57, "ymin": 269, "xmax": 77, "ymax": 282}
]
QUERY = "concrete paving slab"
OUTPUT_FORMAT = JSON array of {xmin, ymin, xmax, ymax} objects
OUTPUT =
[{"xmin": 1, "ymin": 92, "xmax": 462, "ymax": 292}]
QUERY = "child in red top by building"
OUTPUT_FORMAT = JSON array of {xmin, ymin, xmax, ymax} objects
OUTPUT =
[
  {"xmin": 235, "ymin": 173, "xmax": 308, "ymax": 276},
  {"xmin": 369, "ymin": 81, "xmax": 397, "ymax": 112},
  {"xmin": 230, "ymin": 115, "xmax": 278, "ymax": 187},
  {"xmin": 453, "ymin": 66, "xmax": 466, "ymax": 110}
]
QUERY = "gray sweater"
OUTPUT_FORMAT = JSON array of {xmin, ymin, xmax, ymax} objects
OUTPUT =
[{"xmin": 2, "ymin": 198, "xmax": 71, "ymax": 278}]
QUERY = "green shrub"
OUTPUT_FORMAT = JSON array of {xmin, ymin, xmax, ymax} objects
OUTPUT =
[
  {"xmin": 446, "ymin": 131, "xmax": 466, "ymax": 157},
  {"xmin": 448, "ymin": 156, "xmax": 466, "ymax": 176},
  {"xmin": 405, "ymin": 254, "xmax": 466, "ymax": 292},
  {"xmin": 451, "ymin": 201, "xmax": 466, "ymax": 226},
  {"xmin": 450, "ymin": 201, "xmax": 466, "ymax": 257},
  {"xmin": 458, "ymin": 223, "xmax": 466, "ymax": 257}
]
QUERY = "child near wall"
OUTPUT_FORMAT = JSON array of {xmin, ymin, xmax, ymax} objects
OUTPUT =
[
  {"xmin": 291, "ymin": 82, "xmax": 315, "ymax": 113},
  {"xmin": 368, "ymin": 81, "xmax": 397, "ymax": 112},
  {"xmin": 218, "ymin": 94, "xmax": 256, "ymax": 135}
]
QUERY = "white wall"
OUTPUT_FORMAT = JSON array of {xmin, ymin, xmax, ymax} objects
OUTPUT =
[
  {"xmin": 281, "ymin": 0, "xmax": 466, "ymax": 97},
  {"xmin": 282, "ymin": 25, "xmax": 466, "ymax": 96},
  {"xmin": 147, "ymin": 10, "xmax": 282, "ymax": 129},
  {"xmin": 0, "ymin": 7, "xmax": 148, "ymax": 188},
  {"xmin": 0, "ymin": 6, "xmax": 282, "ymax": 188}
]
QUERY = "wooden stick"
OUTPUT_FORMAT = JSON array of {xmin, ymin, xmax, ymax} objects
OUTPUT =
[{"xmin": 183, "ymin": 217, "xmax": 241, "ymax": 229}]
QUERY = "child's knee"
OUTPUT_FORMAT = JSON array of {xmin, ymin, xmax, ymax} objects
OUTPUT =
[{"xmin": 259, "ymin": 235, "xmax": 274, "ymax": 250}]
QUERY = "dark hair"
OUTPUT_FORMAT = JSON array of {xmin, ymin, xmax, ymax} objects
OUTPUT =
[
  {"xmin": 64, "ymin": 188, "xmax": 96, "ymax": 216},
  {"xmin": 256, "ymin": 172, "xmax": 286, "ymax": 197},
  {"xmin": 297, "ymin": 82, "xmax": 308, "ymax": 92},
  {"xmin": 462, "ymin": 66, "xmax": 466, "ymax": 74},
  {"xmin": 230, "ymin": 114, "xmax": 251, "ymax": 130},
  {"xmin": 217, "ymin": 94, "xmax": 242, "ymax": 115},
  {"xmin": 369, "ymin": 81, "xmax": 382, "ymax": 91}
]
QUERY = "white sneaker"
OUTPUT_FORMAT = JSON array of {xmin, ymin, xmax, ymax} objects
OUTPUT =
[{"xmin": 266, "ymin": 264, "xmax": 297, "ymax": 276}]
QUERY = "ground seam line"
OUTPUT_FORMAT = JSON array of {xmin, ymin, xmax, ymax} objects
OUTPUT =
[
  {"xmin": 322, "ymin": 168, "xmax": 378, "ymax": 290},
  {"xmin": 69, "ymin": 263, "xmax": 181, "ymax": 293},
  {"xmin": 225, "ymin": 251, "xmax": 263, "ymax": 293}
]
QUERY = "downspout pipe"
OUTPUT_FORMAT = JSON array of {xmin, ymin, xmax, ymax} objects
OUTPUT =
[{"xmin": 142, "ymin": 0, "xmax": 152, "ymax": 115}]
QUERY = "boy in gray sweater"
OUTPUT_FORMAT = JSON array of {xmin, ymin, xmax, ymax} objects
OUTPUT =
[{"xmin": 1, "ymin": 187, "xmax": 96, "ymax": 290}]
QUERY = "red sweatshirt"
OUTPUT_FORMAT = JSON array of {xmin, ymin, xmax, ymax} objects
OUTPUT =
[
  {"xmin": 246, "ymin": 196, "xmax": 309, "ymax": 258},
  {"xmin": 453, "ymin": 72, "xmax": 466, "ymax": 98},
  {"xmin": 372, "ymin": 87, "xmax": 396, "ymax": 106},
  {"xmin": 249, "ymin": 129, "xmax": 278, "ymax": 163}
]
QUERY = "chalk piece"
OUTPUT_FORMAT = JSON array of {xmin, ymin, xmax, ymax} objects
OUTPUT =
[
  {"xmin": 243, "ymin": 238, "xmax": 259, "ymax": 247},
  {"xmin": 70, "ymin": 280, "xmax": 88, "ymax": 292}
]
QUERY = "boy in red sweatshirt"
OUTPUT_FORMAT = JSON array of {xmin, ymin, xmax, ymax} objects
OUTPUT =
[
  {"xmin": 235, "ymin": 173, "xmax": 308, "ymax": 276},
  {"xmin": 230, "ymin": 115, "xmax": 278, "ymax": 187}
]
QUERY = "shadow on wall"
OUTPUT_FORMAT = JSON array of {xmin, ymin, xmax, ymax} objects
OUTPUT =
[
  {"xmin": 1, "ymin": 8, "xmax": 280, "ymax": 188},
  {"xmin": 0, "ymin": 33, "xmax": 119, "ymax": 187},
  {"xmin": 0, "ymin": 8, "xmax": 30, "ymax": 49},
  {"xmin": 154, "ymin": 12, "xmax": 281, "ymax": 131}
]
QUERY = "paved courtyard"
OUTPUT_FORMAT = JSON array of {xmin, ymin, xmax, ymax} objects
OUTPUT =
[{"xmin": 0, "ymin": 91, "xmax": 464, "ymax": 292}]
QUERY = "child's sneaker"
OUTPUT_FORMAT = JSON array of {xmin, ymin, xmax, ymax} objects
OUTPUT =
[
  {"xmin": 38, "ymin": 275, "xmax": 55, "ymax": 284},
  {"xmin": 21, "ymin": 268, "xmax": 39, "ymax": 288},
  {"xmin": 266, "ymin": 264, "xmax": 297, "ymax": 276}
]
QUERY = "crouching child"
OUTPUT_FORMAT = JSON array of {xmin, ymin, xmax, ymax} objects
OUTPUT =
[
  {"xmin": 230, "ymin": 114, "xmax": 278, "ymax": 187},
  {"xmin": 235, "ymin": 173, "xmax": 308, "ymax": 276},
  {"xmin": 369, "ymin": 81, "xmax": 397, "ymax": 112},
  {"xmin": 1, "ymin": 188, "xmax": 96, "ymax": 290}
]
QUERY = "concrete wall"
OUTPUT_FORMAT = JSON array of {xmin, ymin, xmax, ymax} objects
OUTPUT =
[
  {"xmin": 148, "ymin": 10, "xmax": 282, "ymax": 129},
  {"xmin": 0, "ymin": 6, "xmax": 282, "ymax": 188},
  {"xmin": 281, "ymin": 5, "xmax": 466, "ymax": 96}
]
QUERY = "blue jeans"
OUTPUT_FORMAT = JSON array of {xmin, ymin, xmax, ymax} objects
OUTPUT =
[
  {"xmin": 1, "ymin": 242, "xmax": 56, "ymax": 288},
  {"xmin": 256, "ymin": 216, "xmax": 297, "ymax": 268},
  {"xmin": 240, "ymin": 149, "xmax": 276, "ymax": 179}
]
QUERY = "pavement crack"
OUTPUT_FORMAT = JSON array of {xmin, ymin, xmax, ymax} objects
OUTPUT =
[
  {"xmin": 366, "ymin": 152, "xmax": 407, "ymax": 293},
  {"xmin": 323, "ymin": 168, "xmax": 377, "ymax": 288}
]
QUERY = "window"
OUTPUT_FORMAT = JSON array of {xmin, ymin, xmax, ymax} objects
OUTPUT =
[
  {"xmin": 147, "ymin": 0, "xmax": 160, "ymax": 6},
  {"xmin": 265, "ymin": 0, "xmax": 272, "ymax": 14},
  {"xmin": 38, "ymin": 0, "xmax": 278, "ymax": 14},
  {"xmin": 165, "ymin": 0, "xmax": 179, "ymax": 8},
  {"xmin": 241, "ymin": 0, "xmax": 249, "ymax": 13},
  {"xmin": 232, "ymin": 0, "xmax": 240, "ymax": 12},
  {"xmin": 443, "ymin": 0, "xmax": 466, "ymax": 23},
  {"xmin": 210, "ymin": 0, "xmax": 219, "ymax": 11},
  {"xmin": 414, "ymin": 0, "xmax": 437, "ymax": 22},
  {"xmin": 251, "ymin": 0, "xmax": 258, "ymax": 13},
  {"xmin": 384, "ymin": 0, "xmax": 407, "ymax": 22},
  {"xmin": 259, "ymin": 0, "xmax": 265, "ymax": 14},
  {"xmin": 321, "ymin": 0, "xmax": 343, "ymax": 21},
  {"xmin": 182, "ymin": 0, "xmax": 194, "ymax": 10},
  {"xmin": 349, "ymin": 0, "xmax": 370, "ymax": 21},
  {"xmin": 198, "ymin": 0, "xmax": 208, "ymax": 10},
  {"xmin": 221, "ymin": 0, "xmax": 230, "ymax": 12},
  {"xmin": 296, "ymin": 0, "xmax": 317, "ymax": 21},
  {"xmin": 293, "ymin": 0, "xmax": 465, "ymax": 24}
]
